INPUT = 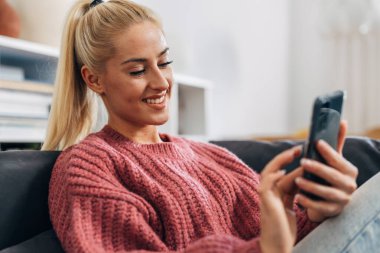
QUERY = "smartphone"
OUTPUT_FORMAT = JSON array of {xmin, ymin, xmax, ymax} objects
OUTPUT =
[{"xmin": 301, "ymin": 90, "xmax": 345, "ymax": 200}]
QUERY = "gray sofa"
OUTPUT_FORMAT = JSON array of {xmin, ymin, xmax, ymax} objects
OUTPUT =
[{"xmin": 1, "ymin": 137, "xmax": 379, "ymax": 252}]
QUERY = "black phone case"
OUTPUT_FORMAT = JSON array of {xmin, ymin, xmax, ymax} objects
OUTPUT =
[{"xmin": 301, "ymin": 90, "xmax": 344, "ymax": 201}]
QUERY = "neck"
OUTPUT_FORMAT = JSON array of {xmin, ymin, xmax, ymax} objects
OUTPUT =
[{"xmin": 107, "ymin": 120, "xmax": 162, "ymax": 144}]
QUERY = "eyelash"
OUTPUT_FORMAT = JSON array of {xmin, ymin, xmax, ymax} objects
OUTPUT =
[{"xmin": 130, "ymin": 60, "xmax": 174, "ymax": 76}]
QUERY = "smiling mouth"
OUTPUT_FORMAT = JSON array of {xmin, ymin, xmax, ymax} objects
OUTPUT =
[
  {"xmin": 142, "ymin": 95, "xmax": 166, "ymax": 104},
  {"xmin": 142, "ymin": 90, "xmax": 169, "ymax": 105}
]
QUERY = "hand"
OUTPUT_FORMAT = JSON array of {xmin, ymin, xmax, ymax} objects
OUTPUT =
[
  {"xmin": 295, "ymin": 121, "xmax": 359, "ymax": 222},
  {"xmin": 259, "ymin": 146, "xmax": 302, "ymax": 253}
]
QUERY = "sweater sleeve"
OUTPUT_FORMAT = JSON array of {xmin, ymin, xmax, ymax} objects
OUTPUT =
[
  {"xmin": 294, "ymin": 203, "xmax": 320, "ymax": 243},
  {"xmin": 191, "ymin": 141, "xmax": 320, "ymax": 245},
  {"xmin": 49, "ymin": 147, "xmax": 262, "ymax": 253}
]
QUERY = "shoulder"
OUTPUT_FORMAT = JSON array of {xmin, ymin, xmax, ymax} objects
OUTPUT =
[
  {"xmin": 50, "ymin": 132, "xmax": 128, "ymax": 199},
  {"xmin": 54, "ymin": 132, "xmax": 121, "ymax": 176}
]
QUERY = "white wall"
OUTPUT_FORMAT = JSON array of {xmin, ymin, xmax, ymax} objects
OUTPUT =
[
  {"xmin": 287, "ymin": 0, "xmax": 354, "ymax": 134},
  {"xmin": 7, "ymin": 0, "xmax": 76, "ymax": 47},
  {"xmin": 8, "ymin": 0, "xmax": 291, "ymax": 139},
  {"xmin": 288, "ymin": 0, "xmax": 331, "ymax": 133},
  {"xmin": 136, "ymin": 0, "xmax": 291, "ymax": 139},
  {"xmin": 288, "ymin": 0, "xmax": 380, "ymax": 135}
]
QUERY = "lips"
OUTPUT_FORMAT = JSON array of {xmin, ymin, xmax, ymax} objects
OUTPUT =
[
  {"xmin": 142, "ymin": 91, "xmax": 167, "ymax": 105},
  {"xmin": 141, "ymin": 91, "xmax": 169, "ymax": 111},
  {"xmin": 144, "ymin": 96, "xmax": 165, "ymax": 104}
]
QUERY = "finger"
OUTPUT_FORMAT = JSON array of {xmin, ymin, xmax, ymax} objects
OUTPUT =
[
  {"xmin": 279, "ymin": 167, "xmax": 304, "ymax": 210},
  {"xmin": 301, "ymin": 158, "xmax": 357, "ymax": 193},
  {"xmin": 261, "ymin": 146, "xmax": 302, "ymax": 176},
  {"xmin": 337, "ymin": 120, "xmax": 348, "ymax": 154},
  {"xmin": 277, "ymin": 166, "xmax": 304, "ymax": 194},
  {"xmin": 295, "ymin": 194, "xmax": 343, "ymax": 217},
  {"xmin": 316, "ymin": 140, "xmax": 358, "ymax": 178},
  {"xmin": 259, "ymin": 170, "xmax": 286, "ymax": 195},
  {"xmin": 295, "ymin": 177, "xmax": 351, "ymax": 204}
]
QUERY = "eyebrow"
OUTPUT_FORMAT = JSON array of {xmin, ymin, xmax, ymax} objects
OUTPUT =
[{"xmin": 121, "ymin": 47, "xmax": 169, "ymax": 65}]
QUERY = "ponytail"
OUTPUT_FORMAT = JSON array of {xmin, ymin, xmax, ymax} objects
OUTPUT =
[
  {"xmin": 42, "ymin": 0, "xmax": 161, "ymax": 150},
  {"xmin": 42, "ymin": 1, "xmax": 96, "ymax": 150}
]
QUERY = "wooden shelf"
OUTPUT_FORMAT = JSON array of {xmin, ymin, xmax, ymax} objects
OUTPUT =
[
  {"xmin": 0, "ymin": 80, "xmax": 54, "ymax": 94},
  {"xmin": 0, "ymin": 35, "xmax": 59, "ymax": 58},
  {"xmin": 0, "ymin": 35, "xmax": 59, "ymax": 84}
]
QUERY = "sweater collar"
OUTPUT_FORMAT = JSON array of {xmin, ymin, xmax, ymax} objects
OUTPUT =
[{"xmin": 99, "ymin": 125, "xmax": 195, "ymax": 160}]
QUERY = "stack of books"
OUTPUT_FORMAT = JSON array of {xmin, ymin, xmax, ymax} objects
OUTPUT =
[
  {"xmin": 0, "ymin": 85, "xmax": 52, "ymax": 144},
  {"xmin": 0, "ymin": 35, "xmax": 58, "ymax": 148}
]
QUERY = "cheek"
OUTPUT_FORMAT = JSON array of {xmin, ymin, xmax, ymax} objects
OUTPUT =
[
  {"xmin": 105, "ymin": 80, "xmax": 143, "ymax": 102},
  {"xmin": 165, "ymin": 72, "xmax": 174, "ymax": 90},
  {"xmin": 101, "ymin": 71, "xmax": 147, "ymax": 106},
  {"xmin": 121, "ymin": 88, "xmax": 145, "ymax": 108},
  {"xmin": 166, "ymin": 69, "xmax": 174, "ymax": 82},
  {"xmin": 126, "ymin": 97, "xmax": 136, "ymax": 104}
]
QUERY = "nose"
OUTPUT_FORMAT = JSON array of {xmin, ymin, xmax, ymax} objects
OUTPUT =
[{"xmin": 148, "ymin": 65, "xmax": 171, "ymax": 91}]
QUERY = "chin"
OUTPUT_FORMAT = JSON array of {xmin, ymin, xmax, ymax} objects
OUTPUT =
[
  {"xmin": 154, "ymin": 118, "xmax": 169, "ymax": 126},
  {"xmin": 150, "ymin": 114, "xmax": 169, "ymax": 126}
]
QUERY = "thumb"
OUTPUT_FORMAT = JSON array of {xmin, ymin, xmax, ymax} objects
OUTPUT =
[{"xmin": 337, "ymin": 120, "xmax": 347, "ymax": 154}]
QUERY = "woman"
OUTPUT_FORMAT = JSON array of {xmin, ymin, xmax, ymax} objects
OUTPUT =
[{"xmin": 43, "ymin": 0, "xmax": 367, "ymax": 252}]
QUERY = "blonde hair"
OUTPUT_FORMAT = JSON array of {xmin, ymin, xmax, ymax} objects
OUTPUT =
[{"xmin": 42, "ymin": 0, "xmax": 161, "ymax": 150}]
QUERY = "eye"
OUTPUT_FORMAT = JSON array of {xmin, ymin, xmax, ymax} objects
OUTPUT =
[
  {"xmin": 129, "ymin": 69, "xmax": 145, "ymax": 76},
  {"xmin": 158, "ymin": 60, "xmax": 173, "ymax": 68}
]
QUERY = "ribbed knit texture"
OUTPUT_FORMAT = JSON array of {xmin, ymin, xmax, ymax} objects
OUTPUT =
[{"xmin": 49, "ymin": 125, "xmax": 318, "ymax": 253}]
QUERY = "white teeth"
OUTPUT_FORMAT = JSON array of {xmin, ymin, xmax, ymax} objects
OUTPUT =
[{"xmin": 145, "ymin": 95, "xmax": 165, "ymax": 104}]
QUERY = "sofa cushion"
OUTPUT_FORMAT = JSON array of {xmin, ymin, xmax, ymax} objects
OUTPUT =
[
  {"xmin": 0, "ymin": 151, "xmax": 60, "ymax": 250},
  {"xmin": 211, "ymin": 137, "xmax": 380, "ymax": 186}
]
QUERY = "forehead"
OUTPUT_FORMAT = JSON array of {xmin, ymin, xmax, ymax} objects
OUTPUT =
[{"xmin": 113, "ymin": 22, "xmax": 167, "ymax": 57}]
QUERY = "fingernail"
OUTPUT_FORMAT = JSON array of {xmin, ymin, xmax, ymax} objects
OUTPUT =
[
  {"xmin": 295, "ymin": 177, "xmax": 301, "ymax": 184},
  {"xmin": 279, "ymin": 169, "xmax": 286, "ymax": 175},
  {"xmin": 294, "ymin": 146, "xmax": 302, "ymax": 156},
  {"xmin": 300, "ymin": 158, "xmax": 309, "ymax": 166}
]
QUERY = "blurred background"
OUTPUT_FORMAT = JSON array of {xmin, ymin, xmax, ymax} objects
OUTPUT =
[{"xmin": 4, "ymin": 0, "xmax": 380, "ymax": 141}]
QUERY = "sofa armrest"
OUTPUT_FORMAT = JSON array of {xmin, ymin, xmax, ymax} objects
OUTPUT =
[{"xmin": 0, "ymin": 151, "xmax": 60, "ymax": 250}]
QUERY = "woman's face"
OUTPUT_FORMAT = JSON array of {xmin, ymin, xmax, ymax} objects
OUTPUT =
[{"xmin": 97, "ymin": 21, "xmax": 173, "ymax": 130}]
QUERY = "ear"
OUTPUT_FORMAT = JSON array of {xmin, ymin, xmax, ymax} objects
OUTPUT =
[{"xmin": 81, "ymin": 65, "xmax": 105, "ymax": 94}]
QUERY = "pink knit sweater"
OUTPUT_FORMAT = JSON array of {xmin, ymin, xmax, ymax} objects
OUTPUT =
[{"xmin": 49, "ymin": 125, "xmax": 317, "ymax": 253}]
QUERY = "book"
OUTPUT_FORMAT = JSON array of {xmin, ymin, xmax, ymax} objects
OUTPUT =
[
  {"xmin": 0, "ymin": 88, "xmax": 51, "ymax": 118},
  {"xmin": 0, "ymin": 88, "xmax": 51, "ymax": 106},
  {"xmin": 0, "ymin": 65, "xmax": 24, "ymax": 81},
  {"xmin": 0, "ymin": 116, "xmax": 47, "ymax": 142},
  {"xmin": 0, "ymin": 101, "xmax": 49, "ymax": 119}
]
